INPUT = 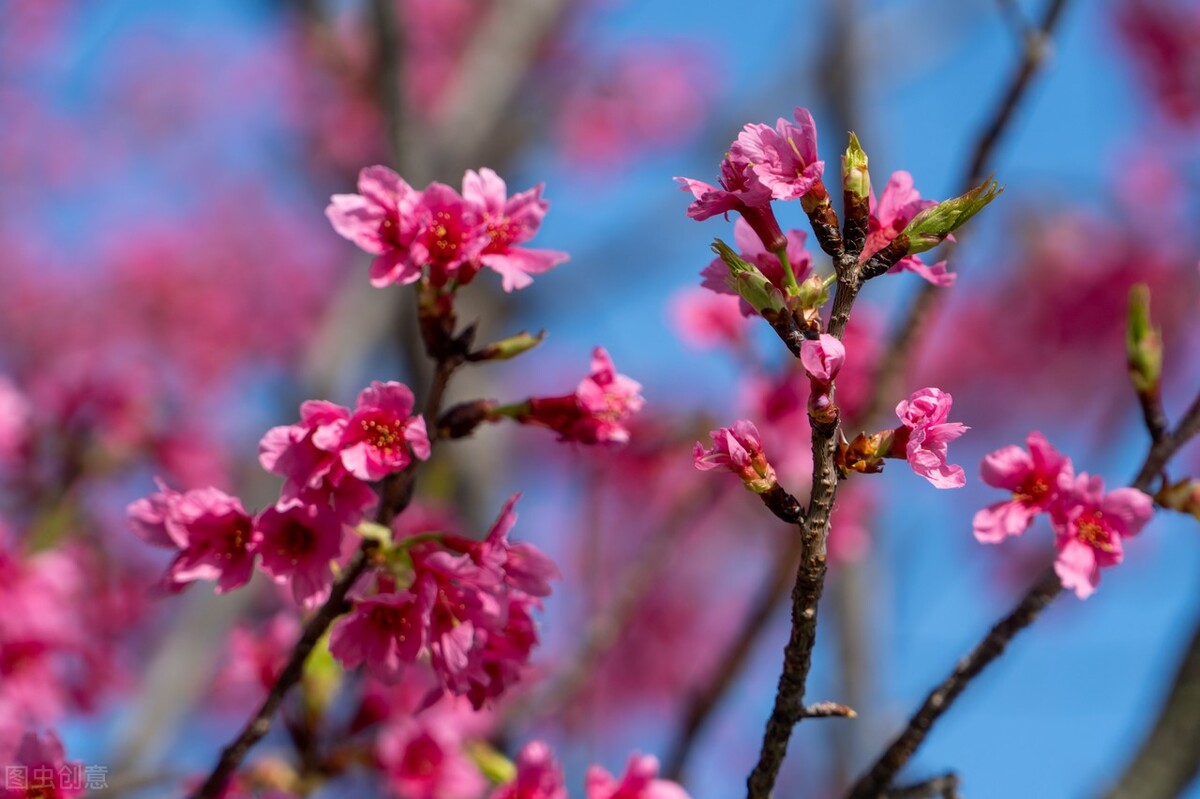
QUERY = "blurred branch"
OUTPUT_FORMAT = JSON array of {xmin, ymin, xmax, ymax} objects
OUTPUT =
[
  {"xmin": 846, "ymin": 384, "xmax": 1200, "ymax": 798},
  {"xmin": 1100, "ymin": 612, "xmax": 1200, "ymax": 799},
  {"xmin": 884, "ymin": 772, "xmax": 963, "ymax": 799},
  {"xmin": 509, "ymin": 485, "xmax": 726, "ymax": 728},
  {"xmin": 664, "ymin": 529, "xmax": 804, "ymax": 781},
  {"xmin": 860, "ymin": 0, "xmax": 1071, "ymax": 428}
]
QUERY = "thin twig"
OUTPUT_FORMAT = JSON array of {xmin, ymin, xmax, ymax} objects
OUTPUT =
[
  {"xmin": 884, "ymin": 772, "xmax": 963, "ymax": 799},
  {"xmin": 860, "ymin": 0, "xmax": 1071, "ymax": 429},
  {"xmin": 845, "ymin": 386, "xmax": 1200, "ymax": 798}
]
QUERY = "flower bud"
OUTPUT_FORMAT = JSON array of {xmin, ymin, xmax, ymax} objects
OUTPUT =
[
  {"xmin": 841, "ymin": 132, "xmax": 870, "ymax": 201},
  {"xmin": 1155, "ymin": 478, "xmax": 1200, "ymax": 522},
  {"xmin": 1126, "ymin": 284, "xmax": 1162, "ymax": 393},
  {"xmin": 901, "ymin": 177, "xmax": 1003, "ymax": 254},
  {"xmin": 712, "ymin": 239, "xmax": 787, "ymax": 315},
  {"xmin": 470, "ymin": 329, "xmax": 546, "ymax": 362}
]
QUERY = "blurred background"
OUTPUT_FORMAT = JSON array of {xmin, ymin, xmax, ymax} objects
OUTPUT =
[{"xmin": 1, "ymin": 0, "xmax": 1199, "ymax": 797}]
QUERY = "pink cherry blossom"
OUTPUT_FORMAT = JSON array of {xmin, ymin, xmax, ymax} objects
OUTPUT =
[
  {"xmin": 326, "ymin": 165, "xmax": 425, "ymax": 287},
  {"xmin": 127, "ymin": 484, "xmax": 260, "ymax": 593},
  {"xmin": 408, "ymin": 182, "xmax": 488, "ymax": 287},
  {"xmin": 330, "ymin": 588, "xmax": 429, "ymax": 683},
  {"xmin": 694, "ymin": 420, "xmax": 777, "ymax": 493},
  {"xmin": 861, "ymin": 171, "xmax": 954, "ymax": 286},
  {"xmin": 699, "ymin": 219, "xmax": 812, "ymax": 317},
  {"xmin": 491, "ymin": 741, "xmax": 567, "ymax": 799},
  {"xmin": 254, "ymin": 500, "xmax": 345, "ymax": 608},
  {"xmin": 735, "ymin": 106, "xmax": 824, "ymax": 202},
  {"xmin": 1050, "ymin": 469, "xmax": 1154, "ymax": 599},
  {"xmin": 893, "ymin": 388, "xmax": 968, "ymax": 489},
  {"xmin": 0, "ymin": 730, "xmax": 83, "ymax": 799},
  {"xmin": 676, "ymin": 148, "xmax": 787, "ymax": 253},
  {"xmin": 521, "ymin": 348, "xmax": 644, "ymax": 444},
  {"xmin": 800, "ymin": 334, "xmax": 845, "ymax": 385},
  {"xmin": 462, "ymin": 168, "xmax": 568, "ymax": 292},
  {"xmin": 339, "ymin": 381, "xmax": 431, "ymax": 482},
  {"xmin": 212, "ymin": 613, "xmax": 299, "ymax": 706},
  {"xmin": 585, "ymin": 754, "xmax": 690, "ymax": 799},
  {"xmin": 259, "ymin": 399, "xmax": 378, "ymax": 525},
  {"xmin": 973, "ymin": 432, "xmax": 1070, "ymax": 543}
]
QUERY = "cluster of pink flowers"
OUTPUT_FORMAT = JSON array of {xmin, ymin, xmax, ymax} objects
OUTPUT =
[
  {"xmin": 329, "ymin": 495, "xmax": 557, "ymax": 708},
  {"xmin": 680, "ymin": 106, "xmax": 957, "ymax": 289},
  {"xmin": 892, "ymin": 388, "xmax": 969, "ymax": 489},
  {"xmin": 327, "ymin": 166, "xmax": 568, "ymax": 292},
  {"xmin": 974, "ymin": 432, "xmax": 1154, "ymax": 598},
  {"xmin": 128, "ymin": 381, "xmax": 429, "ymax": 606},
  {"xmin": 493, "ymin": 743, "xmax": 689, "ymax": 799},
  {"xmin": 514, "ymin": 348, "xmax": 645, "ymax": 445}
]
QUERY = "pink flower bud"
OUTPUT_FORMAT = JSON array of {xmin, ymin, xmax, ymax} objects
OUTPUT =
[
  {"xmin": 800, "ymin": 334, "xmax": 845, "ymax": 385},
  {"xmin": 693, "ymin": 420, "xmax": 777, "ymax": 493}
]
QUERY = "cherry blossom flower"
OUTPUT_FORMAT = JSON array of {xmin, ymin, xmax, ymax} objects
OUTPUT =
[
  {"xmin": 127, "ymin": 484, "xmax": 259, "ymax": 593},
  {"xmin": 893, "ymin": 388, "xmax": 968, "ymax": 489},
  {"xmin": 699, "ymin": 219, "xmax": 812, "ymax": 317},
  {"xmin": 339, "ymin": 381, "xmax": 431, "ymax": 482},
  {"xmin": 735, "ymin": 106, "xmax": 824, "ymax": 202},
  {"xmin": 861, "ymin": 171, "xmax": 954, "ymax": 286},
  {"xmin": 677, "ymin": 148, "xmax": 787, "ymax": 253},
  {"xmin": 694, "ymin": 420, "xmax": 777, "ymax": 493},
  {"xmin": 326, "ymin": 165, "xmax": 425, "ymax": 288},
  {"xmin": 330, "ymin": 589, "xmax": 429, "ymax": 683},
  {"xmin": 462, "ymin": 168, "xmax": 568, "ymax": 292},
  {"xmin": 259, "ymin": 400, "xmax": 378, "ymax": 525},
  {"xmin": 1051, "ymin": 469, "xmax": 1153, "ymax": 598},
  {"xmin": 491, "ymin": 741, "xmax": 567, "ymax": 799},
  {"xmin": 518, "ymin": 348, "xmax": 644, "ymax": 444},
  {"xmin": 973, "ymin": 432, "xmax": 1070, "ymax": 543},
  {"xmin": 254, "ymin": 500, "xmax": 345, "ymax": 608},
  {"xmin": 585, "ymin": 754, "xmax": 690, "ymax": 799},
  {"xmin": 409, "ymin": 182, "xmax": 488, "ymax": 287}
]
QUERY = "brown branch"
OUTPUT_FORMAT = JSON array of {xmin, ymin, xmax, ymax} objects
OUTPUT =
[
  {"xmin": 859, "ymin": 0, "xmax": 1072, "ymax": 429},
  {"xmin": 1100, "ymin": 611, "xmax": 1200, "ymax": 799},
  {"xmin": 884, "ymin": 772, "xmax": 963, "ymax": 799},
  {"xmin": 746, "ymin": 255, "xmax": 864, "ymax": 798},
  {"xmin": 845, "ymin": 386, "xmax": 1200, "ymax": 798}
]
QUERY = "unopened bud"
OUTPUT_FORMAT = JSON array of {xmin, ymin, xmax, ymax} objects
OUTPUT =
[
  {"xmin": 712, "ymin": 239, "xmax": 787, "ymax": 315},
  {"xmin": 841, "ymin": 133, "xmax": 870, "ymax": 201},
  {"xmin": 1155, "ymin": 478, "xmax": 1200, "ymax": 522},
  {"xmin": 902, "ymin": 177, "xmax": 1003, "ymax": 254},
  {"xmin": 1126, "ymin": 284, "xmax": 1162, "ymax": 393},
  {"xmin": 470, "ymin": 329, "xmax": 546, "ymax": 362}
]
